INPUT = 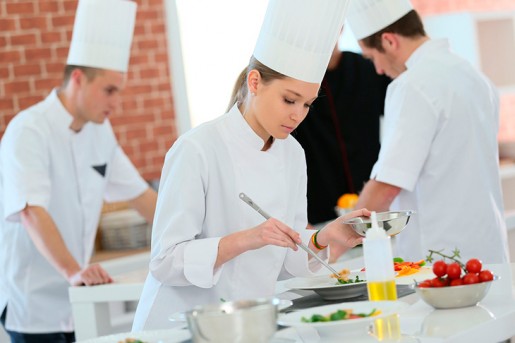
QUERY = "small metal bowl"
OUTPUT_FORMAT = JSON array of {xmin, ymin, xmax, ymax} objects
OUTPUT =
[
  {"xmin": 342, "ymin": 210, "xmax": 414, "ymax": 237},
  {"xmin": 183, "ymin": 298, "xmax": 279, "ymax": 343},
  {"xmin": 412, "ymin": 277, "xmax": 498, "ymax": 309}
]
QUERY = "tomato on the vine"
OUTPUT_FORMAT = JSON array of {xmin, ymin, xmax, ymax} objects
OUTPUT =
[
  {"xmin": 450, "ymin": 278, "xmax": 464, "ymax": 287},
  {"xmin": 416, "ymin": 251, "xmax": 496, "ymax": 291},
  {"xmin": 431, "ymin": 277, "xmax": 448, "ymax": 287},
  {"xmin": 418, "ymin": 280, "xmax": 432, "ymax": 288},
  {"xmin": 466, "ymin": 258, "xmax": 482, "ymax": 274},
  {"xmin": 432, "ymin": 260, "xmax": 448, "ymax": 277},
  {"xmin": 446, "ymin": 262, "xmax": 462, "ymax": 280},
  {"xmin": 479, "ymin": 270, "xmax": 494, "ymax": 282},
  {"xmin": 463, "ymin": 273, "xmax": 480, "ymax": 285}
]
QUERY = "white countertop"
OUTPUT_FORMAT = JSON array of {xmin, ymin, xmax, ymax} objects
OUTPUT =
[{"xmin": 70, "ymin": 250, "xmax": 515, "ymax": 342}]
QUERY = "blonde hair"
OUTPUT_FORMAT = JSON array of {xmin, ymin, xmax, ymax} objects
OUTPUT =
[{"xmin": 226, "ymin": 56, "xmax": 287, "ymax": 112}]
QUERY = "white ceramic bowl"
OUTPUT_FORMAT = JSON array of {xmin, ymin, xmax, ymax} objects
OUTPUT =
[{"xmin": 413, "ymin": 277, "xmax": 497, "ymax": 309}]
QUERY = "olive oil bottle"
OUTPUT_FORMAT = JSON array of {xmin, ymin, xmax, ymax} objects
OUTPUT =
[
  {"xmin": 363, "ymin": 212, "xmax": 397, "ymax": 301},
  {"xmin": 367, "ymin": 280, "xmax": 397, "ymax": 301}
]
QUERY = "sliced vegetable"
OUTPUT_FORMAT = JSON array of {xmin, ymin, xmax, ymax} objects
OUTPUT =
[
  {"xmin": 329, "ymin": 310, "xmax": 347, "ymax": 321},
  {"xmin": 331, "ymin": 269, "xmax": 366, "ymax": 285},
  {"xmin": 337, "ymin": 275, "xmax": 365, "ymax": 285},
  {"xmin": 301, "ymin": 308, "xmax": 381, "ymax": 323},
  {"xmin": 362, "ymin": 258, "xmax": 425, "ymax": 274}
]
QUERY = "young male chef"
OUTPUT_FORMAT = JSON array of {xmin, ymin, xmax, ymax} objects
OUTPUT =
[
  {"xmin": 333, "ymin": 0, "xmax": 509, "ymax": 263},
  {"xmin": 0, "ymin": 0, "xmax": 157, "ymax": 341}
]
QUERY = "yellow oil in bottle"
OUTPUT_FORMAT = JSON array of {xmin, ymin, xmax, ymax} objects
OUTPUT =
[{"xmin": 367, "ymin": 280, "xmax": 397, "ymax": 301}]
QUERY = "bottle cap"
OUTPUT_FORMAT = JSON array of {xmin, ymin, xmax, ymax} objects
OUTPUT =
[{"xmin": 366, "ymin": 211, "xmax": 386, "ymax": 239}]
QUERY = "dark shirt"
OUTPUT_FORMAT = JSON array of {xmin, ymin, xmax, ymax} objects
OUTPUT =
[{"xmin": 293, "ymin": 51, "xmax": 391, "ymax": 224}]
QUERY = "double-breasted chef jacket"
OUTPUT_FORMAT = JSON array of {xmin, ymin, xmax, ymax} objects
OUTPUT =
[
  {"xmin": 132, "ymin": 105, "xmax": 326, "ymax": 331},
  {"xmin": 0, "ymin": 89, "xmax": 148, "ymax": 333}
]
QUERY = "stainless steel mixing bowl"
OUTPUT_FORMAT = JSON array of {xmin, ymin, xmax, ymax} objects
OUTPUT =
[
  {"xmin": 184, "ymin": 298, "xmax": 280, "ymax": 343},
  {"xmin": 342, "ymin": 210, "xmax": 415, "ymax": 236},
  {"xmin": 412, "ymin": 277, "xmax": 497, "ymax": 309}
]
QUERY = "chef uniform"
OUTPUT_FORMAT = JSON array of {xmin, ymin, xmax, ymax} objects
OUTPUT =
[
  {"xmin": 132, "ymin": 0, "xmax": 349, "ymax": 331},
  {"xmin": 0, "ymin": 0, "xmax": 147, "ymax": 334},
  {"xmin": 347, "ymin": 0, "xmax": 509, "ymax": 263}
]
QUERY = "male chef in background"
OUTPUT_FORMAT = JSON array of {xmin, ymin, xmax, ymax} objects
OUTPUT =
[
  {"xmin": 0, "ymin": 0, "xmax": 157, "ymax": 341},
  {"xmin": 333, "ymin": 0, "xmax": 509, "ymax": 263}
]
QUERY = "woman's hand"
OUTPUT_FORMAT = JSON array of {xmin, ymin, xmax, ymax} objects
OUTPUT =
[
  {"xmin": 216, "ymin": 218, "xmax": 302, "ymax": 268},
  {"xmin": 316, "ymin": 208, "xmax": 371, "ymax": 263},
  {"xmin": 244, "ymin": 218, "xmax": 301, "ymax": 251}
]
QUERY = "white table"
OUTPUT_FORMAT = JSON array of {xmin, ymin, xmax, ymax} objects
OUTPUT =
[
  {"xmin": 69, "ymin": 252, "xmax": 148, "ymax": 341},
  {"xmin": 70, "ymin": 249, "xmax": 515, "ymax": 342},
  {"xmin": 69, "ymin": 247, "xmax": 364, "ymax": 341}
]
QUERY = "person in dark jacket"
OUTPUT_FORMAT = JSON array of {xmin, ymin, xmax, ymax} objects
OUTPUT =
[{"xmin": 294, "ymin": 40, "xmax": 390, "ymax": 227}]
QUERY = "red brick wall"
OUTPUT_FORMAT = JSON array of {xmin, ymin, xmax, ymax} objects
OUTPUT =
[
  {"xmin": 2, "ymin": 0, "xmax": 515, "ymax": 182},
  {"xmin": 0, "ymin": 0, "xmax": 176, "ymax": 181}
]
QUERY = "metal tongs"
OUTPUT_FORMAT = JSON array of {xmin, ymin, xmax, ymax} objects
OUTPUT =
[{"xmin": 239, "ymin": 192, "xmax": 343, "ymax": 280}]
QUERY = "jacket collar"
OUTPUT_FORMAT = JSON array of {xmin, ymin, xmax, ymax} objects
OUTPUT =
[{"xmin": 226, "ymin": 104, "xmax": 274, "ymax": 151}]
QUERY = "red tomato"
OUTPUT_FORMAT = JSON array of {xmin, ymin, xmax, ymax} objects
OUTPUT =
[
  {"xmin": 450, "ymin": 278, "xmax": 464, "ymax": 287},
  {"xmin": 463, "ymin": 273, "xmax": 480, "ymax": 285},
  {"xmin": 466, "ymin": 258, "xmax": 482, "ymax": 274},
  {"xmin": 418, "ymin": 280, "xmax": 432, "ymax": 288},
  {"xmin": 479, "ymin": 270, "xmax": 494, "ymax": 282},
  {"xmin": 432, "ymin": 260, "xmax": 448, "ymax": 277},
  {"xmin": 431, "ymin": 277, "xmax": 448, "ymax": 288},
  {"xmin": 446, "ymin": 262, "xmax": 462, "ymax": 280}
]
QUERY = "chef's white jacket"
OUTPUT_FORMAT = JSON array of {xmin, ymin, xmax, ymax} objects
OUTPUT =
[
  {"xmin": 0, "ymin": 89, "xmax": 149, "ymax": 333},
  {"xmin": 132, "ymin": 105, "xmax": 325, "ymax": 331},
  {"xmin": 372, "ymin": 39, "xmax": 509, "ymax": 263}
]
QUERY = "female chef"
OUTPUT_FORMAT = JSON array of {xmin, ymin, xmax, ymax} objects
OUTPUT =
[{"xmin": 133, "ymin": 0, "xmax": 366, "ymax": 330}]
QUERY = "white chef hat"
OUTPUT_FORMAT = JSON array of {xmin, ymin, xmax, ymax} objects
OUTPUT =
[
  {"xmin": 253, "ymin": 0, "xmax": 349, "ymax": 84},
  {"xmin": 67, "ymin": 0, "xmax": 137, "ymax": 72},
  {"xmin": 347, "ymin": 0, "xmax": 413, "ymax": 40}
]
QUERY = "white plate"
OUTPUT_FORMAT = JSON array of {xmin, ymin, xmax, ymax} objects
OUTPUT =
[
  {"xmin": 77, "ymin": 328, "xmax": 190, "ymax": 343},
  {"xmin": 277, "ymin": 300, "xmax": 409, "ymax": 337},
  {"xmin": 284, "ymin": 272, "xmax": 367, "ymax": 300}
]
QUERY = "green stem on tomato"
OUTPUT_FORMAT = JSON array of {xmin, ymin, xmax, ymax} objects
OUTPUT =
[{"xmin": 426, "ymin": 248, "xmax": 466, "ymax": 272}]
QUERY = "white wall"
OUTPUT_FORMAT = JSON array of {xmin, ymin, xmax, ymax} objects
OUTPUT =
[{"xmin": 164, "ymin": 0, "xmax": 268, "ymax": 134}]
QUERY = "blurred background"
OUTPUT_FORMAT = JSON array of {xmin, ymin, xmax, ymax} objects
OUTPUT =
[{"xmin": 2, "ymin": 0, "xmax": 515, "ymax": 185}]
